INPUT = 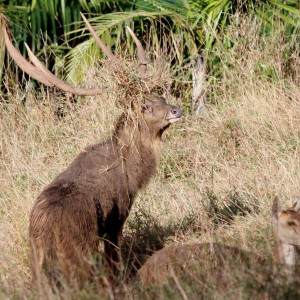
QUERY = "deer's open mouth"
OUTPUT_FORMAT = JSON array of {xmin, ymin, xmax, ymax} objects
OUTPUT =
[
  {"xmin": 161, "ymin": 116, "xmax": 181, "ymax": 131},
  {"xmin": 168, "ymin": 117, "xmax": 182, "ymax": 123}
]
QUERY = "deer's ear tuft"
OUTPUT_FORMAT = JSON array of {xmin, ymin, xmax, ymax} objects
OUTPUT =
[
  {"xmin": 293, "ymin": 198, "xmax": 300, "ymax": 212},
  {"xmin": 142, "ymin": 104, "xmax": 153, "ymax": 114},
  {"xmin": 272, "ymin": 196, "xmax": 282, "ymax": 222}
]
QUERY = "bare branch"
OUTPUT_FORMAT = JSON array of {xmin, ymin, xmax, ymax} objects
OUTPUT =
[{"xmin": 192, "ymin": 52, "xmax": 206, "ymax": 115}]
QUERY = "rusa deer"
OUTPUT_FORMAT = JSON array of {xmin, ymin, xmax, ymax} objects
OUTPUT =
[
  {"xmin": 137, "ymin": 242, "xmax": 265, "ymax": 287},
  {"xmin": 272, "ymin": 197, "xmax": 300, "ymax": 268},
  {"xmin": 137, "ymin": 197, "xmax": 300, "ymax": 287},
  {"xmin": 1, "ymin": 14, "xmax": 182, "ymax": 287}
]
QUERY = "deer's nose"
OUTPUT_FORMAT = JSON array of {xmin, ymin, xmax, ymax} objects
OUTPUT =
[{"xmin": 171, "ymin": 107, "xmax": 182, "ymax": 118}]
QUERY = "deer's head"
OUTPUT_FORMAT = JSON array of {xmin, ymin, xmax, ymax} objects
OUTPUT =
[
  {"xmin": 141, "ymin": 95, "xmax": 182, "ymax": 137},
  {"xmin": 272, "ymin": 197, "xmax": 300, "ymax": 246}
]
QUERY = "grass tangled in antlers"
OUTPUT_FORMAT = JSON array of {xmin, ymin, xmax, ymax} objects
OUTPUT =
[{"xmin": 82, "ymin": 55, "xmax": 172, "ymax": 112}]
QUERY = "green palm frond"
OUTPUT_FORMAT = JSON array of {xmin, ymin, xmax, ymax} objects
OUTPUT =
[
  {"xmin": 1, "ymin": 0, "xmax": 299, "ymax": 89},
  {"xmin": 135, "ymin": 0, "xmax": 189, "ymax": 15}
]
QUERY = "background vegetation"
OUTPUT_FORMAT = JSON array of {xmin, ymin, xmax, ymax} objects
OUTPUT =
[
  {"xmin": 1, "ymin": 0, "xmax": 299, "ymax": 87},
  {"xmin": 0, "ymin": 0, "xmax": 300, "ymax": 299}
]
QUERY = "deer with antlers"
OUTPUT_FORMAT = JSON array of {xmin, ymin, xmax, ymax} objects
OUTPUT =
[{"xmin": 1, "ymin": 14, "xmax": 182, "ymax": 287}]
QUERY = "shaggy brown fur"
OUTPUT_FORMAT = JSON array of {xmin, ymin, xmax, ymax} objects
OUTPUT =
[{"xmin": 29, "ymin": 95, "xmax": 182, "ymax": 287}]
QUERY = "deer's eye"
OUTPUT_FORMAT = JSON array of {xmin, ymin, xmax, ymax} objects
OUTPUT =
[{"xmin": 287, "ymin": 221, "xmax": 297, "ymax": 226}]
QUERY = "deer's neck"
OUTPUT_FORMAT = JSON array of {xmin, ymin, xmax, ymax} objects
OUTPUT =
[
  {"xmin": 114, "ymin": 123, "xmax": 159, "ymax": 198},
  {"xmin": 114, "ymin": 114, "xmax": 163, "ymax": 149},
  {"xmin": 274, "ymin": 241, "xmax": 296, "ymax": 266}
]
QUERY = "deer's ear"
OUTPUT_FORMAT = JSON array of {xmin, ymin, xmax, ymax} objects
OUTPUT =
[
  {"xmin": 142, "ymin": 103, "xmax": 153, "ymax": 114},
  {"xmin": 293, "ymin": 198, "xmax": 300, "ymax": 212},
  {"xmin": 142, "ymin": 97, "xmax": 155, "ymax": 113},
  {"xmin": 272, "ymin": 196, "xmax": 282, "ymax": 222}
]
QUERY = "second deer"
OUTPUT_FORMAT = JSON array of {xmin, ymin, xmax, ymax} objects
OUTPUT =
[
  {"xmin": 272, "ymin": 197, "xmax": 300, "ymax": 267},
  {"xmin": 137, "ymin": 197, "xmax": 300, "ymax": 287}
]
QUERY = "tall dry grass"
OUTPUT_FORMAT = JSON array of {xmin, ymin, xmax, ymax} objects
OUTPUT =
[{"xmin": 0, "ymin": 18, "xmax": 300, "ymax": 299}]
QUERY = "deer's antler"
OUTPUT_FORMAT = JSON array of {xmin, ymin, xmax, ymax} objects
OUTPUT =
[
  {"xmin": 2, "ymin": 13, "xmax": 148, "ymax": 95},
  {"xmin": 80, "ymin": 13, "xmax": 115, "ymax": 60},
  {"xmin": 24, "ymin": 43, "xmax": 103, "ymax": 96},
  {"xmin": 81, "ymin": 14, "xmax": 148, "ymax": 74},
  {"xmin": 126, "ymin": 26, "xmax": 148, "ymax": 75},
  {"xmin": 3, "ymin": 24, "xmax": 103, "ymax": 95},
  {"xmin": 3, "ymin": 26, "xmax": 54, "ymax": 87}
]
